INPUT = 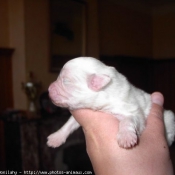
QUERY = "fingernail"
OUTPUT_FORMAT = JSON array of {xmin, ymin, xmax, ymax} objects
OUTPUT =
[{"xmin": 152, "ymin": 92, "xmax": 164, "ymax": 106}]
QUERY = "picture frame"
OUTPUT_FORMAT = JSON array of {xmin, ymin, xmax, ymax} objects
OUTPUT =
[{"xmin": 50, "ymin": 0, "xmax": 87, "ymax": 72}]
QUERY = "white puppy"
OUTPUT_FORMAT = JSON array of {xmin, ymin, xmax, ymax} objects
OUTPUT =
[{"xmin": 47, "ymin": 57, "xmax": 175, "ymax": 148}]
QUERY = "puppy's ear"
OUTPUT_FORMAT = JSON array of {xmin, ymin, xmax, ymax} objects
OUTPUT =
[{"xmin": 88, "ymin": 74, "xmax": 111, "ymax": 91}]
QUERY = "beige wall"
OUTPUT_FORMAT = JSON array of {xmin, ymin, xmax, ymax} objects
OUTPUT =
[
  {"xmin": 99, "ymin": 1, "xmax": 153, "ymax": 58},
  {"xmin": 0, "ymin": 0, "xmax": 99, "ymax": 110},
  {"xmin": 0, "ymin": 0, "xmax": 27, "ymax": 110}
]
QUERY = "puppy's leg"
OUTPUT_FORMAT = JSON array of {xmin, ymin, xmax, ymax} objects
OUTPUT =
[
  {"xmin": 164, "ymin": 110, "xmax": 175, "ymax": 146},
  {"xmin": 47, "ymin": 116, "xmax": 80, "ymax": 148},
  {"xmin": 117, "ymin": 117, "xmax": 138, "ymax": 148}
]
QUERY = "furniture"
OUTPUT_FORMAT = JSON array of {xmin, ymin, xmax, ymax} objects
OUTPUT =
[
  {"xmin": 0, "ymin": 48, "xmax": 14, "ymax": 113},
  {"xmin": 1, "ymin": 108, "xmax": 93, "ymax": 171},
  {"xmin": 0, "ymin": 48, "xmax": 14, "ymax": 170}
]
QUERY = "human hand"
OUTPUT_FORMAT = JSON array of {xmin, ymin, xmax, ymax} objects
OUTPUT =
[{"xmin": 71, "ymin": 92, "xmax": 174, "ymax": 175}]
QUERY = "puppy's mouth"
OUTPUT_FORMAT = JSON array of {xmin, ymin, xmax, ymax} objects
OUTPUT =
[{"xmin": 49, "ymin": 95, "xmax": 69, "ymax": 108}]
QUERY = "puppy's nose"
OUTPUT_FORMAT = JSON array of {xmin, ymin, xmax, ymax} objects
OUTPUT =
[{"xmin": 48, "ymin": 83, "xmax": 58, "ymax": 99}]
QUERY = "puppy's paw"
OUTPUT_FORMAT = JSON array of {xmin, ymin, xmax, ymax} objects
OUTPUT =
[
  {"xmin": 47, "ymin": 131, "xmax": 66, "ymax": 148},
  {"xmin": 117, "ymin": 130, "xmax": 137, "ymax": 148}
]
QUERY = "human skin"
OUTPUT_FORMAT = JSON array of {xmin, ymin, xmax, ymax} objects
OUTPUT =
[{"xmin": 71, "ymin": 92, "xmax": 174, "ymax": 175}]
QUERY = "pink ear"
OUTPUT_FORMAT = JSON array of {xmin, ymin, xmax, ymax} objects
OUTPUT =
[{"xmin": 88, "ymin": 74, "xmax": 111, "ymax": 91}]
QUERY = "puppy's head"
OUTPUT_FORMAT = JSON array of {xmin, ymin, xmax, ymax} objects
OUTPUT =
[{"xmin": 48, "ymin": 57, "xmax": 114, "ymax": 109}]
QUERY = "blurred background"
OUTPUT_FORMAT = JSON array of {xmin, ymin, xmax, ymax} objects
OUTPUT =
[{"xmin": 0, "ymin": 0, "xmax": 175, "ymax": 173}]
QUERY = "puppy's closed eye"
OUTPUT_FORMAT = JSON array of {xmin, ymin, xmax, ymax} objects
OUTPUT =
[
  {"xmin": 62, "ymin": 78, "xmax": 71, "ymax": 85},
  {"xmin": 48, "ymin": 56, "xmax": 175, "ymax": 149}
]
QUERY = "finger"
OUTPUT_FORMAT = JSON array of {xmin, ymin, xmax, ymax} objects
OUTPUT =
[
  {"xmin": 151, "ymin": 92, "xmax": 164, "ymax": 107},
  {"xmin": 146, "ymin": 92, "xmax": 165, "ymax": 135},
  {"xmin": 149, "ymin": 92, "xmax": 164, "ymax": 120}
]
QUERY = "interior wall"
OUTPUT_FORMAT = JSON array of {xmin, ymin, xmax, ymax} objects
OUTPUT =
[
  {"xmin": 99, "ymin": 1, "xmax": 153, "ymax": 58},
  {"xmin": 1, "ymin": 0, "xmax": 175, "ymax": 110},
  {"xmin": 24, "ymin": 0, "xmax": 99, "ymax": 96},
  {"xmin": 8, "ymin": 0, "xmax": 27, "ymax": 110},
  {"xmin": 0, "ymin": 0, "xmax": 9, "ymax": 47},
  {"xmin": 24, "ymin": 0, "xmax": 57, "ymax": 94},
  {"xmin": 86, "ymin": 0, "xmax": 99, "ymax": 58},
  {"xmin": 153, "ymin": 9, "xmax": 175, "ymax": 59}
]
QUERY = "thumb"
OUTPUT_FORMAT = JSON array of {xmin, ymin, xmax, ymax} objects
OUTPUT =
[
  {"xmin": 151, "ymin": 92, "xmax": 164, "ymax": 108},
  {"xmin": 146, "ymin": 92, "xmax": 165, "ymax": 135},
  {"xmin": 150, "ymin": 92, "xmax": 164, "ymax": 120}
]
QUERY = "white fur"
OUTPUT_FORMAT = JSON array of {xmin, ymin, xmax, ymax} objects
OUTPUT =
[{"xmin": 47, "ymin": 57, "xmax": 175, "ymax": 148}]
